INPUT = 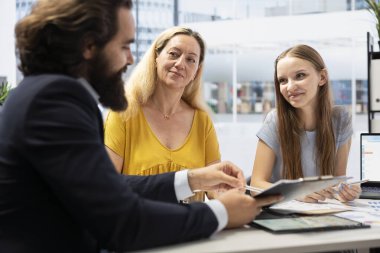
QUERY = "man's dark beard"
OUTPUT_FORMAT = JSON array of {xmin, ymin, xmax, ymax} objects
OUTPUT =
[{"xmin": 87, "ymin": 52, "xmax": 128, "ymax": 111}]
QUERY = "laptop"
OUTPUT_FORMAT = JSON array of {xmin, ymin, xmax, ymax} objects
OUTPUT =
[{"xmin": 359, "ymin": 133, "xmax": 380, "ymax": 199}]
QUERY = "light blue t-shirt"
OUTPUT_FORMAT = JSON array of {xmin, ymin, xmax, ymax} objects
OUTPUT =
[{"xmin": 257, "ymin": 106, "xmax": 353, "ymax": 182}]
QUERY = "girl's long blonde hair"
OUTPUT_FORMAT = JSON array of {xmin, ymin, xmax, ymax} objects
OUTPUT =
[
  {"xmin": 274, "ymin": 44, "xmax": 335, "ymax": 179},
  {"xmin": 122, "ymin": 26, "xmax": 209, "ymax": 120}
]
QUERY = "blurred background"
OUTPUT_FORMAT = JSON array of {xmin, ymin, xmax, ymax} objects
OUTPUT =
[{"xmin": 1, "ymin": 0, "xmax": 379, "ymax": 178}]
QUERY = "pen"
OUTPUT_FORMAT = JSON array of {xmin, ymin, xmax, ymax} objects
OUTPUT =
[
  {"xmin": 344, "ymin": 179, "xmax": 369, "ymax": 185},
  {"xmin": 245, "ymin": 185, "xmax": 264, "ymax": 193},
  {"xmin": 333, "ymin": 179, "xmax": 369, "ymax": 193}
]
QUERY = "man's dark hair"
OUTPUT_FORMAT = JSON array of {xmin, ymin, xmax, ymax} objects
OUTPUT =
[{"xmin": 15, "ymin": 0, "xmax": 132, "ymax": 76}]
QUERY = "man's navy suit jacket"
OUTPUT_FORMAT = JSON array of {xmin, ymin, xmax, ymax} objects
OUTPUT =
[{"xmin": 0, "ymin": 75, "xmax": 218, "ymax": 252}]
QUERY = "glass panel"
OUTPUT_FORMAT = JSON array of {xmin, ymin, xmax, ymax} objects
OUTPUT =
[{"xmin": 15, "ymin": 0, "xmax": 370, "ymax": 124}]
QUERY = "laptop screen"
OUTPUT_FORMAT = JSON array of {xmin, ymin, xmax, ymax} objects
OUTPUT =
[{"xmin": 361, "ymin": 134, "xmax": 380, "ymax": 181}]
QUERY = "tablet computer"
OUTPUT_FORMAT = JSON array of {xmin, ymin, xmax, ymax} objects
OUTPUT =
[
  {"xmin": 251, "ymin": 215, "xmax": 370, "ymax": 234},
  {"xmin": 252, "ymin": 176, "xmax": 350, "ymax": 205}
]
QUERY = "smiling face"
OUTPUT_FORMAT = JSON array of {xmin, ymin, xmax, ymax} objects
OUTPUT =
[
  {"xmin": 155, "ymin": 34, "xmax": 201, "ymax": 92},
  {"xmin": 276, "ymin": 56, "xmax": 326, "ymax": 111}
]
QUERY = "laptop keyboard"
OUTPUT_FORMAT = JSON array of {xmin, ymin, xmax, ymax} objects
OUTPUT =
[{"xmin": 362, "ymin": 187, "xmax": 380, "ymax": 193}]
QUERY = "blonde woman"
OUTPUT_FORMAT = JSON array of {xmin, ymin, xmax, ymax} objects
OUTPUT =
[
  {"xmin": 104, "ymin": 27, "xmax": 220, "ymax": 201},
  {"xmin": 250, "ymin": 44, "xmax": 361, "ymax": 203}
]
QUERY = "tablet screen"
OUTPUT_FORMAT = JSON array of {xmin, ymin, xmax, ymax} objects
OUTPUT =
[{"xmin": 252, "ymin": 215, "xmax": 370, "ymax": 233}]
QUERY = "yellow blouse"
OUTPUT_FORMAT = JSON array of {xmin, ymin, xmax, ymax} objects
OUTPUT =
[{"xmin": 104, "ymin": 108, "xmax": 221, "ymax": 201}]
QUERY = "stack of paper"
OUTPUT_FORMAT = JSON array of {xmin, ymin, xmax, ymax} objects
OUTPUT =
[
  {"xmin": 269, "ymin": 199, "xmax": 353, "ymax": 214},
  {"xmin": 334, "ymin": 199, "xmax": 380, "ymax": 227}
]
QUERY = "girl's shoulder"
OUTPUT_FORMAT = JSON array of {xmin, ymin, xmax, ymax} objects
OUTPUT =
[
  {"xmin": 264, "ymin": 109, "xmax": 278, "ymax": 122},
  {"xmin": 331, "ymin": 106, "xmax": 352, "ymax": 133},
  {"xmin": 332, "ymin": 105, "xmax": 351, "ymax": 122}
]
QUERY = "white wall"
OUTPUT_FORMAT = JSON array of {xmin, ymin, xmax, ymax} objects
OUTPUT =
[{"xmin": 0, "ymin": 1, "xmax": 16, "ymax": 86}]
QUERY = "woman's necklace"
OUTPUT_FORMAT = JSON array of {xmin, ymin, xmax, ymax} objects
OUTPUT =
[
  {"xmin": 151, "ymin": 100, "xmax": 179, "ymax": 120},
  {"xmin": 160, "ymin": 111, "xmax": 174, "ymax": 120}
]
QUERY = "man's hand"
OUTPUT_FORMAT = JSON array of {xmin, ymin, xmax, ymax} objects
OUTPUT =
[
  {"xmin": 217, "ymin": 189, "xmax": 282, "ymax": 228},
  {"xmin": 187, "ymin": 161, "xmax": 245, "ymax": 192}
]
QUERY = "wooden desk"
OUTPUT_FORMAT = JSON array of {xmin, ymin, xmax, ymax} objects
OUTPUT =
[{"xmin": 140, "ymin": 221, "xmax": 380, "ymax": 253}]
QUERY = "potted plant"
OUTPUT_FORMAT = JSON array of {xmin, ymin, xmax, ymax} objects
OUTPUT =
[
  {"xmin": 0, "ymin": 81, "xmax": 11, "ymax": 109},
  {"xmin": 365, "ymin": 0, "xmax": 380, "ymax": 49}
]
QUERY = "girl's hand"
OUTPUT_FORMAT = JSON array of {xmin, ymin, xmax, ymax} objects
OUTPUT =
[
  {"xmin": 334, "ymin": 183, "xmax": 361, "ymax": 202},
  {"xmin": 297, "ymin": 187, "xmax": 334, "ymax": 203}
]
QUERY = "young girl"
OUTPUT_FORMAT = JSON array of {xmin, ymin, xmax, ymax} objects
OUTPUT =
[{"xmin": 250, "ymin": 44, "xmax": 361, "ymax": 202}]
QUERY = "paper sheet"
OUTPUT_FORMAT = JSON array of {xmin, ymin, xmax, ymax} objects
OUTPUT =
[
  {"xmin": 270, "ymin": 199, "xmax": 353, "ymax": 214},
  {"xmin": 269, "ymin": 199, "xmax": 380, "ymax": 226},
  {"xmin": 335, "ymin": 211, "xmax": 380, "ymax": 227}
]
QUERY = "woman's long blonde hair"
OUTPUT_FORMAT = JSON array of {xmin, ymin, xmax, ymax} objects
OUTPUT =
[
  {"xmin": 274, "ymin": 44, "xmax": 335, "ymax": 179},
  {"xmin": 122, "ymin": 26, "xmax": 209, "ymax": 120}
]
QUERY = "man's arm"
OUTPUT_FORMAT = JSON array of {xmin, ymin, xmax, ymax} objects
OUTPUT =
[
  {"xmin": 21, "ymin": 78, "xmax": 282, "ymax": 251},
  {"xmin": 22, "ymin": 79, "xmax": 218, "ymax": 251}
]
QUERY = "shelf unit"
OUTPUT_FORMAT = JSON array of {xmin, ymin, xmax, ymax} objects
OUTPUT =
[{"xmin": 367, "ymin": 32, "xmax": 380, "ymax": 133}]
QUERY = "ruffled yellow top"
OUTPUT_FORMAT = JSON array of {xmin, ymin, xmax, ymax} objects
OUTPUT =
[{"xmin": 104, "ymin": 108, "xmax": 221, "ymax": 201}]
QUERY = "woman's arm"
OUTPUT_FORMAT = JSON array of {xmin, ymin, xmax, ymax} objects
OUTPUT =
[
  {"xmin": 301, "ymin": 138, "xmax": 360, "ymax": 203},
  {"xmin": 250, "ymin": 140, "xmax": 276, "ymax": 191},
  {"xmin": 106, "ymin": 147, "xmax": 123, "ymax": 173}
]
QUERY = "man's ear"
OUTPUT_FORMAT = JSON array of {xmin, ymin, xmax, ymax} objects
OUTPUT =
[
  {"xmin": 82, "ymin": 36, "xmax": 98, "ymax": 60},
  {"xmin": 319, "ymin": 68, "xmax": 328, "ymax": 86}
]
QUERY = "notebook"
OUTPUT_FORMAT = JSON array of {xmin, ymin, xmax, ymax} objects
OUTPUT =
[{"xmin": 360, "ymin": 133, "xmax": 380, "ymax": 199}]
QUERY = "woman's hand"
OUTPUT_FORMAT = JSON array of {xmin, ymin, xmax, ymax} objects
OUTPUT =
[
  {"xmin": 297, "ymin": 187, "xmax": 334, "ymax": 203},
  {"xmin": 297, "ymin": 183, "xmax": 362, "ymax": 203},
  {"xmin": 334, "ymin": 183, "xmax": 362, "ymax": 202}
]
